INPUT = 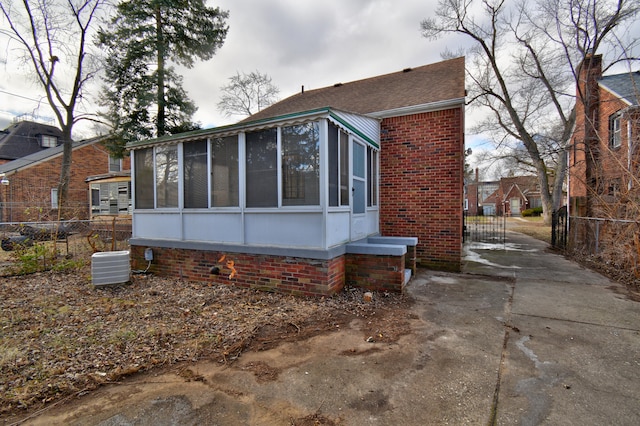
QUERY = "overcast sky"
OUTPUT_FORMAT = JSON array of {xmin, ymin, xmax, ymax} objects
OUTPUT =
[{"xmin": 1, "ymin": 0, "xmax": 469, "ymax": 134}]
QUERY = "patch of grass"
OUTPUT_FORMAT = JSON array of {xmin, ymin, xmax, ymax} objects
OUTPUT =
[{"xmin": 509, "ymin": 218, "xmax": 552, "ymax": 244}]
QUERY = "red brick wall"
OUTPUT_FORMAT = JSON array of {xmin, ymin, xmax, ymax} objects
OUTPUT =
[
  {"xmin": 2, "ymin": 143, "xmax": 128, "ymax": 222},
  {"xmin": 570, "ymin": 54, "xmax": 639, "ymax": 217},
  {"xmin": 379, "ymin": 108, "xmax": 464, "ymax": 272},
  {"xmin": 131, "ymin": 246, "xmax": 346, "ymax": 297},
  {"xmin": 345, "ymin": 253, "xmax": 405, "ymax": 292}
]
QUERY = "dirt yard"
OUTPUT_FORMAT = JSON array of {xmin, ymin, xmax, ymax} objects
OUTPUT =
[{"xmin": 0, "ymin": 268, "xmax": 413, "ymax": 422}]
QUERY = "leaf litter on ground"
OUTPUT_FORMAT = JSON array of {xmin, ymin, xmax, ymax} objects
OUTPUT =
[{"xmin": 0, "ymin": 267, "xmax": 413, "ymax": 418}]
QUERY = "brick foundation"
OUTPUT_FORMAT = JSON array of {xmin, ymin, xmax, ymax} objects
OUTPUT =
[
  {"xmin": 131, "ymin": 244, "xmax": 411, "ymax": 296},
  {"xmin": 345, "ymin": 253, "xmax": 406, "ymax": 292},
  {"xmin": 131, "ymin": 245, "xmax": 346, "ymax": 297}
]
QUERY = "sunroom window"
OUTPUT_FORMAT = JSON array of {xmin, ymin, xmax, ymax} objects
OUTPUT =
[
  {"xmin": 246, "ymin": 129, "xmax": 278, "ymax": 207},
  {"xmin": 184, "ymin": 141, "xmax": 208, "ymax": 208},
  {"xmin": 155, "ymin": 145, "xmax": 178, "ymax": 208},
  {"xmin": 211, "ymin": 136, "xmax": 239, "ymax": 207},
  {"xmin": 328, "ymin": 123, "xmax": 350, "ymax": 207},
  {"xmin": 367, "ymin": 147, "xmax": 378, "ymax": 207},
  {"xmin": 134, "ymin": 148, "xmax": 154, "ymax": 209},
  {"xmin": 282, "ymin": 122, "xmax": 320, "ymax": 206}
]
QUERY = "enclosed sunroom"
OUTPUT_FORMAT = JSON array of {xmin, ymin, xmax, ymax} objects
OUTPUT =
[{"xmin": 128, "ymin": 107, "xmax": 416, "ymax": 296}]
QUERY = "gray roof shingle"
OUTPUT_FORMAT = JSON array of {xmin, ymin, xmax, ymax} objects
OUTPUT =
[
  {"xmin": 0, "ymin": 121, "xmax": 64, "ymax": 160},
  {"xmin": 599, "ymin": 71, "xmax": 640, "ymax": 106}
]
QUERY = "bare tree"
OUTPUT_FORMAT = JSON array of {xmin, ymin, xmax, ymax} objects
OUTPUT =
[
  {"xmin": 422, "ymin": 0, "xmax": 639, "ymax": 224},
  {"xmin": 217, "ymin": 71, "xmax": 280, "ymax": 118},
  {"xmin": 0, "ymin": 0, "xmax": 106, "ymax": 215}
]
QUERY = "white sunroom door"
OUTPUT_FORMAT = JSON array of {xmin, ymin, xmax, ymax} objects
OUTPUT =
[{"xmin": 351, "ymin": 140, "xmax": 367, "ymax": 240}]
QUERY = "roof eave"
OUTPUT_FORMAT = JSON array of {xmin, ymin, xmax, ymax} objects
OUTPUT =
[
  {"xmin": 127, "ymin": 107, "xmax": 382, "ymax": 150},
  {"xmin": 368, "ymin": 97, "xmax": 466, "ymax": 119},
  {"xmin": 599, "ymin": 81, "xmax": 637, "ymax": 106}
]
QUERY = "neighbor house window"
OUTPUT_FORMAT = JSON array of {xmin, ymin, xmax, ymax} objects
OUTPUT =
[
  {"xmin": 91, "ymin": 182, "xmax": 131, "ymax": 215},
  {"xmin": 328, "ymin": 123, "xmax": 350, "ymax": 207},
  {"xmin": 246, "ymin": 129, "xmax": 278, "ymax": 207},
  {"xmin": 610, "ymin": 113, "xmax": 622, "ymax": 148},
  {"xmin": 183, "ymin": 140, "xmax": 208, "ymax": 208},
  {"xmin": 109, "ymin": 155, "xmax": 122, "ymax": 172},
  {"xmin": 41, "ymin": 135, "xmax": 57, "ymax": 148},
  {"xmin": 211, "ymin": 136, "xmax": 239, "ymax": 207},
  {"xmin": 51, "ymin": 188, "xmax": 58, "ymax": 209},
  {"xmin": 134, "ymin": 148, "xmax": 154, "ymax": 209},
  {"xmin": 282, "ymin": 122, "xmax": 320, "ymax": 206},
  {"xmin": 155, "ymin": 145, "xmax": 179, "ymax": 208},
  {"xmin": 367, "ymin": 147, "xmax": 378, "ymax": 207}
]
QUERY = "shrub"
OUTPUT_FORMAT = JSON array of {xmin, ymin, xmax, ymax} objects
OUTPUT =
[{"xmin": 521, "ymin": 207, "xmax": 543, "ymax": 217}]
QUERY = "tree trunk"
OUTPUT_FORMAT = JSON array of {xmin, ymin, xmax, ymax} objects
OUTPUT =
[
  {"xmin": 57, "ymin": 127, "xmax": 73, "ymax": 220},
  {"xmin": 155, "ymin": 7, "xmax": 165, "ymax": 137}
]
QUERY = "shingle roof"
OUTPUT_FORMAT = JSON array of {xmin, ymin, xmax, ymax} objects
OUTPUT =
[
  {"xmin": 0, "ymin": 121, "xmax": 64, "ymax": 160},
  {"xmin": 599, "ymin": 71, "xmax": 640, "ymax": 106},
  {"xmin": 243, "ymin": 57, "xmax": 465, "ymax": 123},
  {"xmin": 0, "ymin": 135, "xmax": 105, "ymax": 175}
]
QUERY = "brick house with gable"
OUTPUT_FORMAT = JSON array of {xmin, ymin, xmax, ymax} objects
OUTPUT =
[
  {"xmin": 569, "ymin": 54, "xmax": 640, "ymax": 218},
  {"xmin": 0, "ymin": 129, "xmax": 131, "ymax": 223},
  {"xmin": 128, "ymin": 57, "xmax": 465, "ymax": 296}
]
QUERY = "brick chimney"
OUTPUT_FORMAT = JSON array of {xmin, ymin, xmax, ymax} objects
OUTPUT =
[{"xmin": 571, "ymin": 53, "xmax": 603, "ymax": 215}]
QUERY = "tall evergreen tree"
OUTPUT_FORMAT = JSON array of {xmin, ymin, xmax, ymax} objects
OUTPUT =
[{"xmin": 98, "ymin": 0, "xmax": 228, "ymax": 156}]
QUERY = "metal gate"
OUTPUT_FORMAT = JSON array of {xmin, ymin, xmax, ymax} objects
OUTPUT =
[
  {"xmin": 551, "ymin": 207, "xmax": 567, "ymax": 249},
  {"xmin": 463, "ymin": 212, "xmax": 506, "ymax": 244}
]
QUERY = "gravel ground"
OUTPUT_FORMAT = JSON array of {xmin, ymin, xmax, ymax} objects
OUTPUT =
[{"xmin": 0, "ymin": 268, "xmax": 412, "ymax": 419}]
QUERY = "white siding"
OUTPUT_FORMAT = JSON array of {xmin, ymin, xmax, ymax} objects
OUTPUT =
[
  {"xmin": 133, "ymin": 212, "xmax": 182, "ymax": 240},
  {"xmin": 326, "ymin": 211, "xmax": 350, "ymax": 247},
  {"xmin": 244, "ymin": 212, "xmax": 324, "ymax": 248},
  {"xmin": 182, "ymin": 212, "xmax": 243, "ymax": 243},
  {"xmin": 330, "ymin": 110, "xmax": 380, "ymax": 147}
]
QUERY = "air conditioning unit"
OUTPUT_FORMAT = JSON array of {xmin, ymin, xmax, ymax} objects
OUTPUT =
[{"xmin": 91, "ymin": 250, "xmax": 131, "ymax": 286}]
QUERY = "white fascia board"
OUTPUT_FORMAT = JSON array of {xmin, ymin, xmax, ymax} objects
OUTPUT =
[{"xmin": 368, "ymin": 97, "xmax": 466, "ymax": 119}]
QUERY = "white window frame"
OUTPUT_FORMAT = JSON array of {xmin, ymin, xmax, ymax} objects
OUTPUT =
[
  {"xmin": 41, "ymin": 135, "xmax": 57, "ymax": 148},
  {"xmin": 51, "ymin": 188, "xmax": 58, "ymax": 209},
  {"xmin": 610, "ymin": 113, "xmax": 622, "ymax": 149}
]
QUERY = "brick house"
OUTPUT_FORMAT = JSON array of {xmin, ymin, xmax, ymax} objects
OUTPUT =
[
  {"xmin": 128, "ymin": 57, "xmax": 466, "ymax": 296},
  {"xmin": 569, "ymin": 54, "xmax": 640, "ymax": 218},
  {"xmin": 488, "ymin": 176, "xmax": 542, "ymax": 216},
  {"xmin": 0, "ymin": 130, "xmax": 131, "ymax": 223}
]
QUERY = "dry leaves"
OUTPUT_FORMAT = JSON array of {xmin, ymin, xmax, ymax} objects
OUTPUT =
[{"xmin": 0, "ymin": 267, "xmax": 411, "ymax": 417}]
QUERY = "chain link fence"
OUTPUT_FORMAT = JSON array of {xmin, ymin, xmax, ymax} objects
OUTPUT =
[
  {"xmin": 567, "ymin": 216, "xmax": 640, "ymax": 280},
  {"xmin": 0, "ymin": 218, "xmax": 131, "ymax": 275}
]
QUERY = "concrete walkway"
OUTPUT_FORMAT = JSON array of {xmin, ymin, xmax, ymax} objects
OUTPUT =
[
  {"xmin": 21, "ymin": 231, "xmax": 640, "ymax": 425},
  {"xmin": 456, "ymin": 231, "xmax": 640, "ymax": 425}
]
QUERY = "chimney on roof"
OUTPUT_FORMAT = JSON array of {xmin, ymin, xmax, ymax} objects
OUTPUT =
[{"xmin": 301, "ymin": 85, "xmax": 304, "ymax": 94}]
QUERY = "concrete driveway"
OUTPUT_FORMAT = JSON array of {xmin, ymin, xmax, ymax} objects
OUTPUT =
[{"xmin": 22, "ymin": 231, "xmax": 640, "ymax": 425}]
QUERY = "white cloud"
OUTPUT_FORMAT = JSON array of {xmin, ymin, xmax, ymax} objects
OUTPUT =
[{"xmin": 2, "ymin": 0, "xmax": 465, "ymax": 135}]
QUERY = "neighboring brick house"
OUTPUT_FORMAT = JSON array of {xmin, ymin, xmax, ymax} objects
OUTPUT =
[
  {"xmin": 0, "ymin": 120, "xmax": 64, "ymax": 164},
  {"xmin": 569, "ymin": 54, "xmax": 640, "ymax": 218},
  {"xmin": 0, "ymin": 131, "xmax": 131, "ymax": 223},
  {"xmin": 128, "ymin": 57, "xmax": 465, "ymax": 296},
  {"xmin": 466, "ymin": 176, "xmax": 542, "ymax": 216}
]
